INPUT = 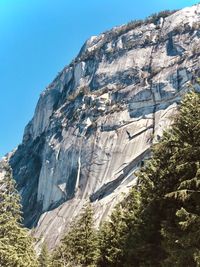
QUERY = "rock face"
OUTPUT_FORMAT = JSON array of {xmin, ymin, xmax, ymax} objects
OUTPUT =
[{"xmin": 4, "ymin": 4, "xmax": 200, "ymax": 248}]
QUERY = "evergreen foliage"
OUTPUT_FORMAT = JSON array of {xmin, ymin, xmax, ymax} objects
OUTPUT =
[
  {"xmin": 52, "ymin": 204, "xmax": 99, "ymax": 267},
  {"xmin": 38, "ymin": 242, "xmax": 51, "ymax": 267},
  {"xmin": 160, "ymin": 91, "xmax": 200, "ymax": 266},
  {"xmin": 97, "ymin": 188, "xmax": 141, "ymax": 267},
  {"xmin": 130, "ymin": 91, "xmax": 200, "ymax": 266},
  {"xmin": 97, "ymin": 91, "xmax": 200, "ymax": 267},
  {"xmin": 0, "ymin": 165, "xmax": 38, "ymax": 267}
]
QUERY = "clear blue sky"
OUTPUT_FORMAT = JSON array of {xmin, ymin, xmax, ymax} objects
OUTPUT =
[{"xmin": 0, "ymin": 0, "xmax": 199, "ymax": 158}]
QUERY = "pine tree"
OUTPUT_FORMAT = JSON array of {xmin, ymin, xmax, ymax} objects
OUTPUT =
[
  {"xmin": 160, "ymin": 91, "xmax": 200, "ymax": 266},
  {"xmin": 133, "ymin": 91, "xmax": 200, "ymax": 266},
  {"xmin": 98, "ymin": 205, "xmax": 126, "ymax": 267},
  {"xmin": 52, "ymin": 204, "xmax": 98, "ymax": 267},
  {"xmin": 38, "ymin": 242, "xmax": 51, "ymax": 267},
  {"xmin": 98, "ymin": 91, "xmax": 200, "ymax": 267},
  {"xmin": 0, "ymin": 164, "xmax": 38, "ymax": 267},
  {"xmin": 97, "ymin": 188, "xmax": 141, "ymax": 267}
]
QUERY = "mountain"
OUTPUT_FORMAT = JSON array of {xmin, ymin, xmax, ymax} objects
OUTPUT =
[{"xmin": 1, "ymin": 4, "xmax": 200, "ymax": 248}]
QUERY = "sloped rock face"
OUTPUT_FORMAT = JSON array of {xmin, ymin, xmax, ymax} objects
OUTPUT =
[{"xmin": 5, "ymin": 4, "xmax": 200, "ymax": 247}]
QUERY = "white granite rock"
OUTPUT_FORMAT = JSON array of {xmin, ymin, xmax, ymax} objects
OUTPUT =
[{"xmin": 4, "ymin": 4, "xmax": 200, "ymax": 248}]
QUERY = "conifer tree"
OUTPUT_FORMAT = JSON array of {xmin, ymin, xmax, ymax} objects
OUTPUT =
[
  {"xmin": 52, "ymin": 204, "xmax": 98, "ymax": 267},
  {"xmin": 0, "ymin": 164, "xmax": 38, "ymax": 267},
  {"xmin": 132, "ymin": 91, "xmax": 200, "ymax": 266},
  {"xmin": 160, "ymin": 91, "xmax": 200, "ymax": 266},
  {"xmin": 97, "ymin": 91, "xmax": 200, "ymax": 267},
  {"xmin": 98, "ymin": 205, "xmax": 126, "ymax": 267},
  {"xmin": 97, "ymin": 188, "xmax": 141, "ymax": 267},
  {"xmin": 38, "ymin": 242, "xmax": 51, "ymax": 267}
]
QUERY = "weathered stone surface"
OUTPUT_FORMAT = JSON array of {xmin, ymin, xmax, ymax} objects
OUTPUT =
[{"xmin": 2, "ymin": 4, "xmax": 200, "ymax": 248}]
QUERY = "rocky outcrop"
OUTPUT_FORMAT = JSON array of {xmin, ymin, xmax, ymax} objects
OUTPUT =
[{"xmin": 2, "ymin": 4, "xmax": 200, "ymax": 248}]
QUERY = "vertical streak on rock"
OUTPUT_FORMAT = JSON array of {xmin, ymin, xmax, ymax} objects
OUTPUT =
[
  {"xmin": 148, "ymin": 19, "xmax": 166, "ymax": 138},
  {"xmin": 147, "ymin": 49, "xmax": 156, "ymax": 137},
  {"xmin": 82, "ymin": 129, "xmax": 98, "ymax": 200},
  {"xmin": 75, "ymin": 149, "xmax": 81, "ymax": 194}
]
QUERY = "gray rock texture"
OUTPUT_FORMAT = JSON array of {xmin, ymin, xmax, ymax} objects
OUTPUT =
[{"xmin": 2, "ymin": 4, "xmax": 200, "ymax": 248}]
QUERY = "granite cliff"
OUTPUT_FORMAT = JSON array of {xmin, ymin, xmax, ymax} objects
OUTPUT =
[{"xmin": 2, "ymin": 4, "xmax": 200, "ymax": 248}]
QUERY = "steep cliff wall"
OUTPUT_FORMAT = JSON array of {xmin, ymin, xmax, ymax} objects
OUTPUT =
[{"xmin": 3, "ymin": 4, "xmax": 200, "ymax": 248}]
